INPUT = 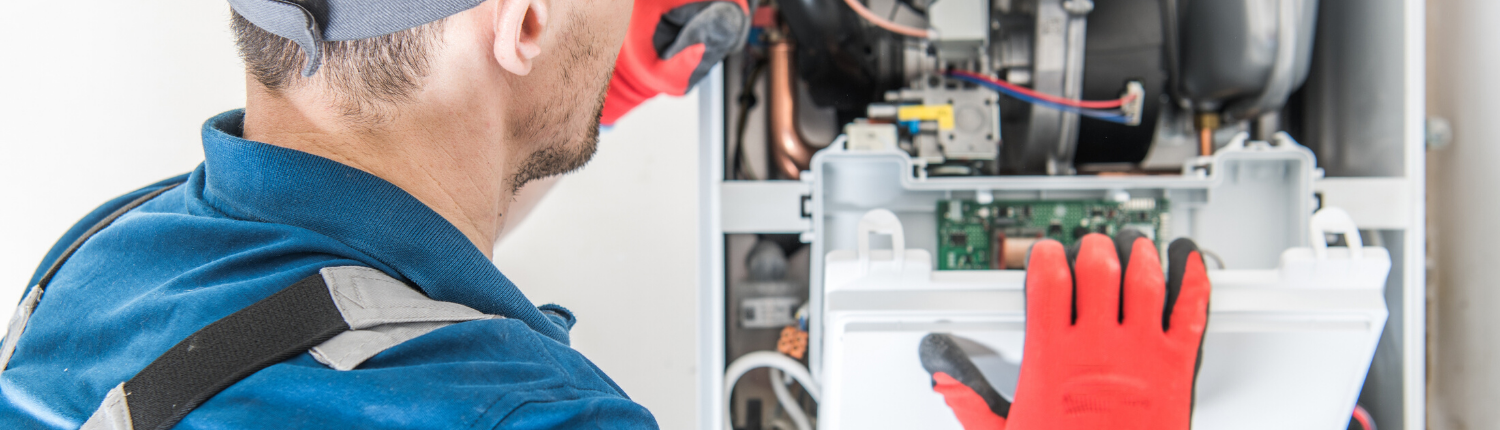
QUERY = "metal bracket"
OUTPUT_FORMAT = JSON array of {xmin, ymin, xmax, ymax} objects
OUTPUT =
[{"xmin": 720, "ymin": 181, "xmax": 814, "ymax": 233}]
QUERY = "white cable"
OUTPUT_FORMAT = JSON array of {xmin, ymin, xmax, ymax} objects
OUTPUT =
[
  {"xmin": 841, "ymin": 0, "xmax": 936, "ymax": 38},
  {"xmin": 769, "ymin": 369, "xmax": 813, "ymax": 430},
  {"xmin": 724, "ymin": 351, "xmax": 820, "ymax": 430},
  {"xmin": 1199, "ymin": 249, "xmax": 1226, "ymax": 269}
]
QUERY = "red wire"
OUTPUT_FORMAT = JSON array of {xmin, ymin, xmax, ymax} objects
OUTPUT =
[
  {"xmin": 1353, "ymin": 405, "xmax": 1376, "ymax": 430},
  {"xmin": 948, "ymin": 70, "xmax": 1134, "ymax": 109}
]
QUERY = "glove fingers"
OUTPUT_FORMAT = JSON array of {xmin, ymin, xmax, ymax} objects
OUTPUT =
[
  {"xmin": 1117, "ymin": 231, "xmax": 1166, "ymax": 331},
  {"xmin": 1024, "ymin": 240, "xmax": 1074, "ymax": 330},
  {"xmin": 601, "ymin": 44, "xmax": 705, "ymax": 124},
  {"xmin": 1112, "ymin": 228, "xmax": 1150, "ymax": 280},
  {"xmin": 933, "ymin": 372, "xmax": 1011, "ymax": 429},
  {"xmin": 603, "ymin": 0, "xmax": 747, "ymax": 125},
  {"xmin": 1165, "ymin": 238, "xmax": 1211, "ymax": 340},
  {"xmin": 1072, "ymin": 234, "xmax": 1122, "ymax": 326},
  {"xmin": 920, "ymin": 334, "xmax": 1011, "ymax": 418},
  {"xmin": 655, "ymin": 1, "xmax": 748, "ymax": 88}
]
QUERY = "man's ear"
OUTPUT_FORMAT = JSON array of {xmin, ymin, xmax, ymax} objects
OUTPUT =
[{"xmin": 493, "ymin": 0, "xmax": 550, "ymax": 76}]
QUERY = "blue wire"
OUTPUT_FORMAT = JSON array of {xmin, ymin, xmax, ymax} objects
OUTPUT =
[
  {"xmin": 975, "ymin": 79, "xmax": 1129, "ymax": 123},
  {"xmin": 947, "ymin": 74, "xmax": 1131, "ymax": 124},
  {"xmin": 962, "ymin": 76, "xmax": 1129, "ymax": 123},
  {"xmin": 946, "ymin": 74, "xmax": 1103, "ymax": 115}
]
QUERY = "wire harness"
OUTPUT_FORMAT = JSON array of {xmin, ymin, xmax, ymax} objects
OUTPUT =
[{"xmin": 946, "ymin": 70, "xmax": 1144, "ymax": 125}]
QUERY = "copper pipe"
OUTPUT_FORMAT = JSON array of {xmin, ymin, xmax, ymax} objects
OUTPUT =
[
  {"xmin": 769, "ymin": 40, "xmax": 815, "ymax": 180},
  {"xmin": 1199, "ymin": 128, "xmax": 1214, "ymax": 156},
  {"xmin": 1195, "ymin": 112, "xmax": 1220, "ymax": 157}
]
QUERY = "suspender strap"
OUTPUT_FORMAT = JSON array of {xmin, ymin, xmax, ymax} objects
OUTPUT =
[
  {"xmin": 81, "ymin": 267, "xmax": 497, "ymax": 430},
  {"xmin": 0, "ymin": 182, "xmax": 502, "ymax": 429},
  {"xmin": 120, "ymin": 274, "xmax": 350, "ymax": 430}
]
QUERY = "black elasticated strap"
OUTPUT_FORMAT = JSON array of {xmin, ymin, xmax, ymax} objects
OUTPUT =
[{"xmin": 122, "ymin": 274, "xmax": 350, "ymax": 430}]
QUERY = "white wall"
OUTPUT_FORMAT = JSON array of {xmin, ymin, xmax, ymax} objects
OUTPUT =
[
  {"xmin": 0, "ymin": 2, "xmax": 702, "ymax": 428},
  {"xmin": 1426, "ymin": 0, "xmax": 1500, "ymax": 428},
  {"xmin": 0, "ymin": 3, "xmax": 244, "ymax": 314}
]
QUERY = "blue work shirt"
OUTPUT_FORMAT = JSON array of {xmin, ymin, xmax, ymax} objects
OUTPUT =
[{"xmin": 0, "ymin": 110, "xmax": 658, "ymax": 429}]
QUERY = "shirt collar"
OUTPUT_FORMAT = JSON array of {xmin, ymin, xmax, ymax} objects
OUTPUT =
[{"xmin": 194, "ymin": 109, "xmax": 570, "ymax": 345}]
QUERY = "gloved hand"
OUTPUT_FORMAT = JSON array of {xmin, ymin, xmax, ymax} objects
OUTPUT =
[
  {"xmin": 922, "ymin": 230, "xmax": 1212, "ymax": 430},
  {"xmin": 920, "ymin": 333, "xmax": 1011, "ymax": 429},
  {"xmin": 601, "ymin": 0, "xmax": 751, "ymax": 125}
]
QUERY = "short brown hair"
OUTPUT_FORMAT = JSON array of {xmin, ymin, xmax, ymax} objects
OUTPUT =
[{"xmin": 230, "ymin": 11, "xmax": 446, "ymax": 119}]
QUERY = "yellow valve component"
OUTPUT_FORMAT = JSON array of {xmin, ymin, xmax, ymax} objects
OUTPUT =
[{"xmin": 897, "ymin": 104, "xmax": 955, "ymax": 130}]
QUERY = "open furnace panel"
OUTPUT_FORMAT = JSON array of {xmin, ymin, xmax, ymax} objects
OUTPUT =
[{"xmin": 703, "ymin": 0, "xmax": 1422, "ymax": 429}]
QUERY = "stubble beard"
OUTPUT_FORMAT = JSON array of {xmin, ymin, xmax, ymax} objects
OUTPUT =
[{"xmin": 506, "ymin": 15, "xmax": 616, "ymax": 194}]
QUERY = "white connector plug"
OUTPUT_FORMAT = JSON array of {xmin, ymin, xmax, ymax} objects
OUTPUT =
[{"xmin": 1122, "ymin": 81, "xmax": 1146, "ymax": 126}]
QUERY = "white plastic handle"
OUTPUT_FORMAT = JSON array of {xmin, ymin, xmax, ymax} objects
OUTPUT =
[
  {"xmin": 856, "ymin": 209, "xmax": 905, "ymax": 274},
  {"xmin": 1309, "ymin": 206, "xmax": 1363, "ymax": 260}
]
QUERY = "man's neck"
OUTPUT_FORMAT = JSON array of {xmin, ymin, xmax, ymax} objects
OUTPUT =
[{"xmin": 242, "ymin": 85, "xmax": 515, "ymax": 259}]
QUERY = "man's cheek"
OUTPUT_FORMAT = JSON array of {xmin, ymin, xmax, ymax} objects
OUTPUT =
[{"xmin": 610, "ymin": 0, "xmax": 633, "ymax": 41}]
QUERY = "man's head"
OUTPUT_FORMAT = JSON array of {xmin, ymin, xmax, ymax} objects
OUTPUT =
[{"xmin": 232, "ymin": 0, "xmax": 631, "ymax": 192}]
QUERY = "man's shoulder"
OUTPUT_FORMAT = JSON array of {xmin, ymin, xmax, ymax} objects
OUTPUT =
[
  {"xmin": 1, "ymin": 172, "xmax": 391, "ymax": 428},
  {"xmin": 7, "ymin": 172, "xmax": 659, "ymax": 429},
  {"xmin": 25, "ymin": 173, "xmax": 191, "ymax": 288},
  {"xmin": 183, "ymin": 318, "xmax": 657, "ymax": 429}
]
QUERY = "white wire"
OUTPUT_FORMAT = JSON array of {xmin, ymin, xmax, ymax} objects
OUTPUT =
[
  {"xmin": 769, "ymin": 369, "xmax": 813, "ymax": 430},
  {"xmin": 840, "ymin": 0, "xmax": 936, "ymax": 38},
  {"xmin": 724, "ymin": 351, "xmax": 821, "ymax": 430},
  {"xmin": 1199, "ymin": 249, "xmax": 1226, "ymax": 269}
]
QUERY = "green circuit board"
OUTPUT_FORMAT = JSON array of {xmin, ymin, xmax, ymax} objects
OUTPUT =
[{"xmin": 937, "ymin": 198, "xmax": 1171, "ymax": 270}]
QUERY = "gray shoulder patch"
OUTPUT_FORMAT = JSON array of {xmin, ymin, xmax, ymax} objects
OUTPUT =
[
  {"xmin": 0, "ymin": 285, "xmax": 44, "ymax": 371},
  {"xmin": 311, "ymin": 267, "xmax": 498, "ymax": 370},
  {"xmin": 310, "ymin": 321, "xmax": 456, "ymax": 371},
  {"xmin": 319, "ymin": 266, "xmax": 490, "ymax": 329},
  {"xmin": 81, "ymin": 383, "xmax": 133, "ymax": 430}
]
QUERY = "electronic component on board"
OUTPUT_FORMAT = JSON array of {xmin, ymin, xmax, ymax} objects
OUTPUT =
[{"xmin": 937, "ymin": 198, "xmax": 1171, "ymax": 270}]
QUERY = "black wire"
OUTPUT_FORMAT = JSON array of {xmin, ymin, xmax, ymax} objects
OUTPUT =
[{"xmin": 733, "ymin": 61, "xmax": 768, "ymax": 180}]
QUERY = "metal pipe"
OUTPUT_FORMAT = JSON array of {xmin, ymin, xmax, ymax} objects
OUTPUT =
[
  {"xmin": 1196, "ymin": 112, "xmax": 1219, "ymax": 156},
  {"xmin": 1199, "ymin": 128, "xmax": 1214, "ymax": 157},
  {"xmin": 769, "ymin": 40, "xmax": 815, "ymax": 180}
]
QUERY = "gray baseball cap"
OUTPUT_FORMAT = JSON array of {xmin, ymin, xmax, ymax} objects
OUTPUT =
[{"xmin": 228, "ymin": 0, "xmax": 485, "ymax": 76}]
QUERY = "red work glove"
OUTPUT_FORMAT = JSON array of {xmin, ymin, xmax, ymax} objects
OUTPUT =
[
  {"xmin": 920, "ymin": 333, "xmax": 1011, "ymax": 429},
  {"xmin": 923, "ymin": 230, "xmax": 1212, "ymax": 430},
  {"xmin": 601, "ymin": 0, "xmax": 751, "ymax": 125},
  {"xmin": 1010, "ymin": 231, "xmax": 1211, "ymax": 429}
]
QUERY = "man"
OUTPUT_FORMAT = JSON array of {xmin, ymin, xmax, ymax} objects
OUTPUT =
[
  {"xmin": 0, "ymin": 0, "xmax": 726, "ymax": 427},
  {"xmin": 0, "ymin": 0, "xmax": 1212, "ymax": 428}
]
